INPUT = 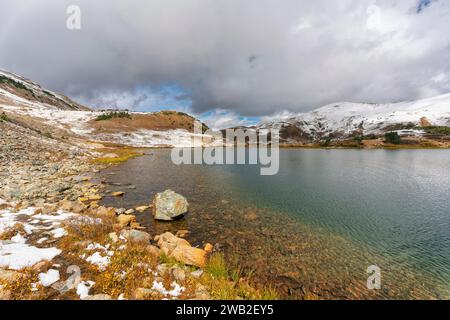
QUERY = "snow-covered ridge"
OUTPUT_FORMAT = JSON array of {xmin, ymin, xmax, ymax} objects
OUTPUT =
[
  {"xmin": 0, "ymin": 69, "xmax": 219, "ymax": 147},
  {"xmin": 0, "ymin": 96, "xmax": 220, "ymax": 147},
  {"xmin": 0, "ymin": 69, "xmax": 87, "ymax": 111},
  {"xmin": 258, "ymin": 93, "xmax": 450, "ymax": 140}
]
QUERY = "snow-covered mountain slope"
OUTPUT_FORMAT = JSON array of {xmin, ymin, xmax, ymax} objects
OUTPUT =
[
  {"xmin": 0, "ymin": 69, "xmax": 217, "ymax": 147},
  {"xmin": 0, "ymin": 69, "xmax": 88, "ymax": 111},
  {"xmin": 258, "ymin": 94, "xmax": 450, "ymax": 142}
]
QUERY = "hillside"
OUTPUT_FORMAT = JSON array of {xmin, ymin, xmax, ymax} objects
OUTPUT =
[
  {"xmin": 0, "ymin": 69, "xmax": 211, "ymax": 147},
  {"xmin": 257, "ymin": 94, "xmax": 450, "ymax": 147},
  {"xmin": 0, "ymin": 70, "xmax": 88, "ymax": 111}
]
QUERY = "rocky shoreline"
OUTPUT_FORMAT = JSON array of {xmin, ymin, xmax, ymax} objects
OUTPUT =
[{"xmin": 0, "ymin": 121, "xmax": 275, "ymax": 300}]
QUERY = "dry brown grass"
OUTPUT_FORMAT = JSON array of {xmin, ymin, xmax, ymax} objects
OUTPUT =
[
  {"xmin": 0, "ymin": 223, "xmax": 25, "ymax": 240},
  {"xmin": 1, "ymin": 204, "xmax": 278, "ymax": 300},
  {"xmin": 87, "ymin": 111, "xmax": 197, "ymax": 134},
  {"xmin": 59, "ymin": 214, "xmax": 279, "ymax": 300},
  {"xmin": 0, "ymin": 268, "xmax": 40, "ymax": 300},
  {"xmin": 55, "ymin": 211, "xmax": 162, "ymax": 299},
  {"xmin": 93, "ymin": 243, "xmax": 158, "ymax": 298},
  {"xmin": 63, "ymin": 212, "xmax": 117, "ymax": 243}
]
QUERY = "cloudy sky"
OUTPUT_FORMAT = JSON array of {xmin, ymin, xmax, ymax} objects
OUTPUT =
[{"xmin": 1, "ymin": 0, "xmax": 450, "ymax": 128}]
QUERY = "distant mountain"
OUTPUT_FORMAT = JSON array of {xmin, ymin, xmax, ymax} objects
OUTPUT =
[
  {"xmin": 257, "ymin": 94, "xmax": 450, "ymax": 143},
  {"xmin": 0, "ymin": 69, "xmax": 89, "ymax": 111}
]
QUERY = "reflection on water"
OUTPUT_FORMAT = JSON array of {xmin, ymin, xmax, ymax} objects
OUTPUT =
[{"xmin": 100, "ymin": 148, "xmax": 450, "ymax": 299}]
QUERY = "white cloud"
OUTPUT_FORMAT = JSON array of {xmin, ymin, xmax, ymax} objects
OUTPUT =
[
  {"xmin": 290, "ymin": 19, "xmax": 312, "ymax": 34},
  {"xmin": 199, "ymin": 109, "xmax": 257, "ymax": 130},
  {"xmin": 0, "ymin": 0, "xmax": 449, "ymax": 117},
  {"xmin": 260, "ymin": 110, "xmax": 298, "ymax": 123},
  {"xmin": 76, "ymin": 87, "xmax": 192, "ymax": 112}
]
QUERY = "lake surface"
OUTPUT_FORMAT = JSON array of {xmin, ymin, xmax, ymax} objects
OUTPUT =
[{"xmin": 100, "ymin": 148, "xmax": 450, "ymax": 299}]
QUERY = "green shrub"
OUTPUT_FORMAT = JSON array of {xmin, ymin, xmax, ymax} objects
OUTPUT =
[
  {"xmin": 43, "ymin": 90, "xmax": 55, "ymax": 97},
  {"xmin": 43, "ymin": 131, "xmax": 53, "ymax": 139},
  {"xmin": 363, "ymin": 133, "xmax": 378, "ymax": 140},
  {"xmin": 403, "ymin": 122, "xmax": 416, "ymax": 129},
  {"xmin": 0, "ymin": 112, "xmax": 8, "ymax": 122},
  {"xmin": 353, "ymin": 136, "xmax": 363, "ymax": 144},
  {"xmin": 0, "ymin": 75, "xmax": 32, "ymax": 92},
  {"xmin": 384, "ymin": 131, "xmax": 401, "ymax": 144},
  {"xmin": 95, "ymin": 111, "xmax": 132, "ymax": 121},
  {"xmin": 423, "ymin": 126, "xmax": 450, "ymax": 135},
  {"xmin": 320, "ymin": 138, "xmax": 331, "ymax": 147}
]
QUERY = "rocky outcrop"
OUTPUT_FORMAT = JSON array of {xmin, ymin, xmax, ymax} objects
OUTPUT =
[
  {"xmin": 152, "ymin": 190, "xmax": 188, "ymax": 221},
  {"xmin": 155, "ymin": 232, "xmax": 207, "ymax": 267}
]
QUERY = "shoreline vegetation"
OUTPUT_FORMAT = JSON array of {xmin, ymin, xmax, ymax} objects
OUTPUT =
[{"xmin": 279, "ymin": 136, "xmax": 450, "ymax": 149}]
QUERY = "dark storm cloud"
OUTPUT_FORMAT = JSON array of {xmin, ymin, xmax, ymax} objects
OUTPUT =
[{"xmin": 1, "ymin": 0, "xmax": 450, "ymax": 117}]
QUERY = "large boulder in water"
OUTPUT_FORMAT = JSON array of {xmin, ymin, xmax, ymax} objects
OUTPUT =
[{"xmin": 152, "ymin": 189, "xmax": 189, "ymax": 221}]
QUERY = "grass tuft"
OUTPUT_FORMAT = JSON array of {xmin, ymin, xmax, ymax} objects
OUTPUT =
[
  {"xmin": 0, "ymin": 112, "xmax": 9, "ymax": 122},
  {"xmin": 201, "ymin": 252, "xmax": 279, "ymax": 300},
  {"xmin": 205, "ymin": 252, "xmax": 228, "ymax": 279},
  {"xmin": 91, "ymin": 147, "xmax": 143, "ymax": 165}
]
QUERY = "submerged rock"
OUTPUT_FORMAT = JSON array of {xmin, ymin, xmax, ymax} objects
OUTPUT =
[
  {"xmin": 176, "ymin": 229, "xmax": 189, "ymax": 238},
  {"xmin": 135, "ymin": 205, "xmax": 150, "ymax": 213},
  {"xmin": 152, "ymin": 189, "xmax": 188, "ymax": 221}
]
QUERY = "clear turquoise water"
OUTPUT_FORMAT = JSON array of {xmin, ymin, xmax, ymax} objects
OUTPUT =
[{"xmin": 101, "ymin": 148, "xmax": 450, "ymax": 299}]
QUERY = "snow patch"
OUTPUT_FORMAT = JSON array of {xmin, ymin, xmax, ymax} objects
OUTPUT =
[
  {"xmin": 38, "ymin": 269, "xmax": 60, "ymax": 287},
  {"xmin": 50, "ymin": 227, "xmax": 67, "ymax": 238},
  {"xmin": 77, "ymin": 280, "xmax": 95, "ymax": 299},
  {"xmin": 0, "ymin": 234, "xmax": 61, "ymax": 270},
  {"xmin": 151, "ymin": 280, "xmax": 185, "ymax": 297},
  {"xmin": 85, "ymin": 252, "xmax": 111, "ymax": 271}
]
